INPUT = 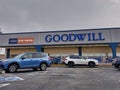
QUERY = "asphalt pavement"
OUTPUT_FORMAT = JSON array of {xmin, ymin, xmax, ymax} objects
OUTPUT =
[{"xmin": 0, "ymin": 65, "xmax": 120, "ymax": 90}]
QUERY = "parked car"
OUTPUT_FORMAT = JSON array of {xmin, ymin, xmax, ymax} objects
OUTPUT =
[
  {"xmin": 0, "ymin": 52, "xmax": 51, "ymax": 73},
  {"xmin": 50, "ymin": 56, "xmax": 61, "ymax": 64},
  {"xmin": 0, "ymin": 59, "xmax": 2, "ymax": 71},
  {"xmin": 112, "ymin": 58, "xmax": 120, "ymax": 70},
  {"xmin": 64, "ymin": 55, "xmax": 99, "ymax": 68}
]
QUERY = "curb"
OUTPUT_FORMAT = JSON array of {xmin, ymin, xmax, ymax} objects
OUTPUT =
[
  {"xmin": 51, "ymin": 64, "xmax": 65, "ymax": 67},
  {"xmin": 99, "ymin": 63, "xmax": 112, "ymax": 67},
  {"xmin": 51, "ymin": 63, "xmax": 112, "ymax": 67}
]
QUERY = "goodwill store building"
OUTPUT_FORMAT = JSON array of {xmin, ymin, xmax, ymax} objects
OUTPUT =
[{"xmin": 0, "ymin": 28, "xmax": 120, "ymax": 61}]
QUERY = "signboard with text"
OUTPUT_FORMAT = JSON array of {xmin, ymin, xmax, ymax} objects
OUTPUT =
[
  {"xmin": 9, "ymin": 38, "xmax": 34, "ymax": 44},
  {"xmin": 0, "ymin": 48, "xmax": 5, "ymax": 55}
]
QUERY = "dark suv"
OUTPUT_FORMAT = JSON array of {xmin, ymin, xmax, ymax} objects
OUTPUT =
[{"xmin": 112, "ymin": 58, "xmax": 120, "ymax": 70}]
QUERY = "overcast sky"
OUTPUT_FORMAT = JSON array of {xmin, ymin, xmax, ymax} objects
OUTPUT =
[{"xmin": 0, "ymin": 0, "xmax": 120, "ymax": 33}]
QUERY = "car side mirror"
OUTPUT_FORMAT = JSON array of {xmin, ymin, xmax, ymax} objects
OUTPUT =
[{"xmin": 21, "ymin": 57, "xmax": 25, "ymax": 60}]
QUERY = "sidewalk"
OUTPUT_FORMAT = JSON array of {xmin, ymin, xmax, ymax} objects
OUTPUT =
[
  {"xmin": 99, "ymin": 63, "xmax": 112, "ymax": 67},
  {"xmin": 51, "ymin": 63, "xmax": 112, "ymax": 67}
]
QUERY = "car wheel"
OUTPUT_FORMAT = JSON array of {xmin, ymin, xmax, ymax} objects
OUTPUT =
[
  {"xmin": 88, "ymin": 62, "xmax": 95, "ymax": 68},
  {"xmin": 33, "ymin": 68, "xmax": 38, "ymax": 71},
  {"xmin": 68, "ymin": 62, "xmax": 74, "ymax": 68},
  {"xmin": 40, "ymin": 63, "xmax": 47, "ymax": 71},
  {"xmin": 8, "ymin": 64, "xmax": 18, "ymax": 73}
]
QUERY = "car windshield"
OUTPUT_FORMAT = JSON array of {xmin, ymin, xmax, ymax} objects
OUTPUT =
[{"xmin": 14, "ymin": 53, "xmax": 26, "ymax": 59}]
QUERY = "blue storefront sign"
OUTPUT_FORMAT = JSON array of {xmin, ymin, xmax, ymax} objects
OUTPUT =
[
  {"xmin": 9, "ymin": 38, "xmax": 18, "ymax": 44},
  {"xmin": 45, "ymin": 32, "xmax": 105, "ymax": 43}
]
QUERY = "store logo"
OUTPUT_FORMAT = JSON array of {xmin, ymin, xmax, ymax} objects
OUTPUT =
[
  {"xmin": 45, "ymin": 32, "xmax": 105, "ymax": 43},
  {"xmin": 9, "ymin": 38, "xmax": 18, "ymax": 44},
  {"xmin": 9, "ymin": 38, "xmax": 34, "ymax": 44}
]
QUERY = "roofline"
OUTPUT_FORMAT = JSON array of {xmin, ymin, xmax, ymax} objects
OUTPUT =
[{"xmin": 1, "ymin": 27, "xmax": 120, "ymax": 35}]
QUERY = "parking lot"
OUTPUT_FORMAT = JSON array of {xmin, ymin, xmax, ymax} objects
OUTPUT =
[{"xmin": 0, "ymin": 65, "xmax": 120, "ymax": 90}]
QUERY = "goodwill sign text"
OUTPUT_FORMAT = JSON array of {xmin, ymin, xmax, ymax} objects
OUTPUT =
[{"xmin": 45, "ymin": 32, "xmax": 105, "ymax": 43}]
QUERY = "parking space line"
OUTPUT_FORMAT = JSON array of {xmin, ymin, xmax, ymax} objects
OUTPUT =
[
  {"xmin": 0, "ymin": 83, "xmax": 10, "ymax": 88},
  {"xmin": 27, "ymin": 71, "xmax": 48, "ymax": 76},
  {"xmin": 0, "ymin": 76, "xmax": 24, "ymax": 82}
]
